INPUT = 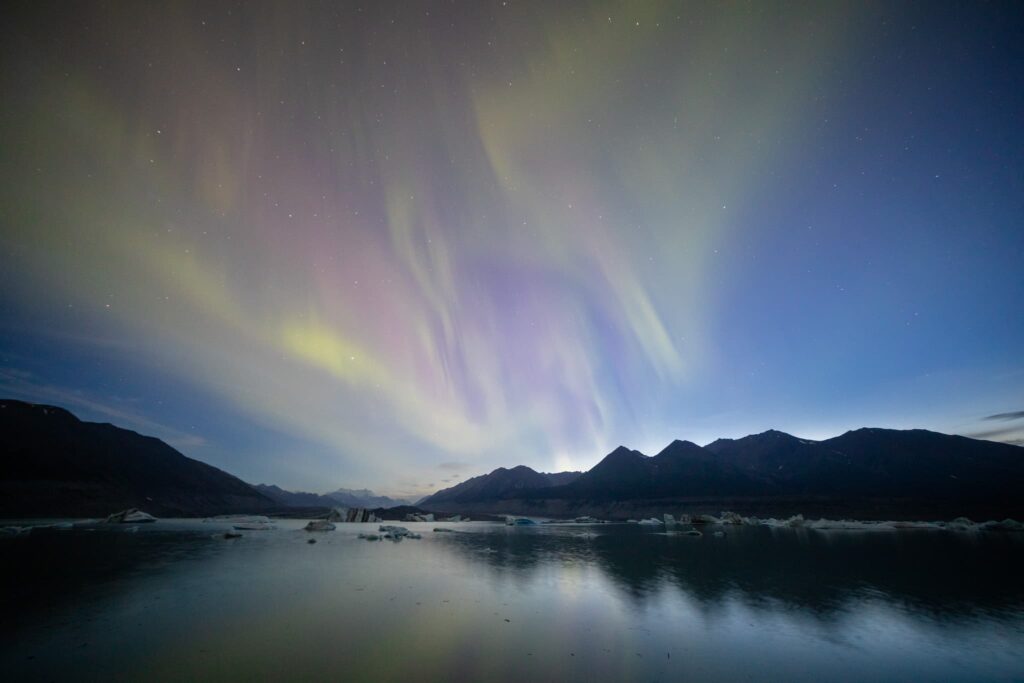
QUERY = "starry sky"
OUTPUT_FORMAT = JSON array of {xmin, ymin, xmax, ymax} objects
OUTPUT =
[{"xmin": 1, "ymin": 1, "xmax": 1022, "ymax": 498}]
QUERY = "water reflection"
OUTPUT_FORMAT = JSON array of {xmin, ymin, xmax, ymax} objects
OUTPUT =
[
  {"xmin": 434, "ymin": 524, "xmax": 1024, "ymax": 620},
  {"xmin": 2, "ymin": 521, "xmax": 1023, "ymax": 682}
]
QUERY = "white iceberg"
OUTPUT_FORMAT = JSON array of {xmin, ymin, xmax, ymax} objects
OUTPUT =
[
  {"xmin": 404, "ymin": 512, "xmax": 435, "ymax": 522},
  {"xmin": 637, "ymin": 518, "xmax": 663, "ymax": 525},
  {"xmin": 105, "ymin": 508, "xmax": 157, "ymax": 524},
  {"xmin": 720, "ymin": 511, "xmax": 744, "ymax": 525},
  {"xmin": 304, "ymin": 520, "xmax": 336, "ymax": 531}
]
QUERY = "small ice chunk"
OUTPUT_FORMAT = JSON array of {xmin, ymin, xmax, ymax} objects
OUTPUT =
[{"xmin": 105, "ymin": 508, "xmax": 157, "ymax": 524}]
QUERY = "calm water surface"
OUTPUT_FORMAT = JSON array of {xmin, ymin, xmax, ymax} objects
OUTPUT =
[{"xmin": 2, "ymin": 520, "xmax": 1023, "ymax": 682}]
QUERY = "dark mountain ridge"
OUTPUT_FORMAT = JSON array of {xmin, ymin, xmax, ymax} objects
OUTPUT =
[
  {"xmin": 4, "ymin": 396, "xmax": 1021, "ymax": 520},
  {"xmin": 422, "ymin": 428, "xmax": 1024, "ymax": 519},
  {"xmin": 420, "ymin": 465, "xmax": 582, "ymax": 506},
  {"xmin": 0, "ymin": 399, "xmax": 274, "ymax": 517}
]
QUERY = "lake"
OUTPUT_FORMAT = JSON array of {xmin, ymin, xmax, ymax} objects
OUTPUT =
[{"xmin": 3, "ymin": 519, "xmax": 1024, "ymax": 682}]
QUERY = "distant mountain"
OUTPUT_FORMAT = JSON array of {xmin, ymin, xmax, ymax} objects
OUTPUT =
[
  {"xmin": 420, "ymin": 429, "xmax": 1024, "ymax": 519},
  {"xmin": 419, "ymin": 465, "xmax": 582, "ymax": 506},
  {"xmin": 253, "ymin": 484, "xmax": 410, "ymax": 509},
  {"xmin": 253, "ymin": 484, "xmax": 337, "ymax": 508},
  {"xmin": 0, "ymin": 399, "xmax": 274, "ymax": 517},
  {"xmin": 325, "ymin": 488, "xmax": 411, "ymax": 508}
]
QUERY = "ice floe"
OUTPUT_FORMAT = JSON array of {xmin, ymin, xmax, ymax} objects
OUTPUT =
[
  {"xmin": 635, "ymin": 510, "xmax": 1021, "ymax": 533},
  {"xmin": 574, "ymin": 516, "xmax": 601, "ymax": 524},
  {"xmin": 204, "ymin": 515, "xmax": 271, "ymax": 524},
  {"xmin": 233, "ymin": 522, "xmax": 275, "ymax": 531}
]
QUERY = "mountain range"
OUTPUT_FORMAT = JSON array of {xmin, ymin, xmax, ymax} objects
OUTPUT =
[
  {"xmin": 3, "ymin": 397, "xmax": 1021, "ymax": 520},
  {"xmin": 421, "ymin": 428, "xmax": 1024, "ymax": 519},
  {"xmin": 253, "ymin": 484, "xmax": 410, "ymax": 509}
]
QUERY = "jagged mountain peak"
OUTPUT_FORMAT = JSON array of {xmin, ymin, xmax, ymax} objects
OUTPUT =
[{"xmin": 656, "ymin": 439, "xmax": 704, "ymax": 456}]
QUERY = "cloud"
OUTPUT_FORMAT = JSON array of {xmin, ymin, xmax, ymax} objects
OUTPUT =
[
  {"xmin": 965, "ymin": 426, "xmax": 1024, "ymax": 442},
  {"xmin": 982, "ymin": 410, "xmax": 1024, "ymax": 421},
  {"xmin": 437, "ymin": 461, "xmax": 469, "ymax": 472}
]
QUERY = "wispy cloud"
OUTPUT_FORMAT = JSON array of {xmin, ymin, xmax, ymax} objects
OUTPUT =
[
  {"xmin": 982, "ymin": 410, "xmax": 1024, "ymax": 421},
  {"xmin": 965, "ymin": 425, "xmax": 1024, "ymax": 443}
]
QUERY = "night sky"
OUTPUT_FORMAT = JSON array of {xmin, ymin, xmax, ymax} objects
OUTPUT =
[{"xmin": 1, "ymin": 1, "xmax": 1022, "ymax": 498}]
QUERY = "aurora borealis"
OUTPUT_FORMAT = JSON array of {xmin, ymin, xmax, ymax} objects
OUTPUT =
[{"xmin": 1, "ymin": 1, "xmax": 1022, "ymax": 498}]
